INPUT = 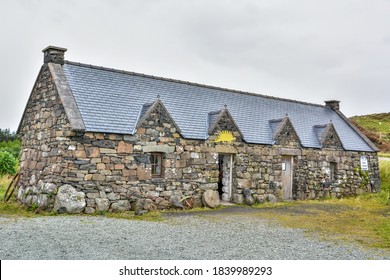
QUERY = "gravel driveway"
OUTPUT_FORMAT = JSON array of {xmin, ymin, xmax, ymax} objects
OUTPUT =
[{"xmin": 0, "ymin": 210, "xmax": 388, "ymax": 260}]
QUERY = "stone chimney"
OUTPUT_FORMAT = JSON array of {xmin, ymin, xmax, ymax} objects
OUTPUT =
[
  {"xmin": 325, "ymin": 100, "xmax": 340, "ymax": 111},
  {"xmin": 42, "ymin": 46, "xmax": 67, "ymax": 65}
]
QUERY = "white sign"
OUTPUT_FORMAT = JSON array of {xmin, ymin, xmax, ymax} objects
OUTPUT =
[{"xmin": 360, "ymin": 156, "xmax": 369, "ymax": 170}]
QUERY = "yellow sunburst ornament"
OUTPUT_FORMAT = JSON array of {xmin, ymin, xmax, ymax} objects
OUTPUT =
[{"xmin": 214, "ymin": 130, "xmax": 236, "ymax": 143}]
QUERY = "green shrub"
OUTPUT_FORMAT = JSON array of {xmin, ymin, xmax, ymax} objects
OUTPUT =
[
  {"xmin": 0, "ymin": 151, "xmax": 17, "ymax": 175},
  {"xmin": 0, "ymin": 139, "xmax": 21, "ymax": 159}
]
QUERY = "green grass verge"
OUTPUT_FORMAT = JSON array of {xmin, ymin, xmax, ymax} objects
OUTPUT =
[
  {"xmin": 0, "ymin": 175, "xmax": 11, "ymax": 198},
  {"xmin": 378, "ymin": 152, "xmax": 390, "ymax": 158},
  {"xmin": 252, "ymin": 196, "xmax": 390, "ymax": 249}
]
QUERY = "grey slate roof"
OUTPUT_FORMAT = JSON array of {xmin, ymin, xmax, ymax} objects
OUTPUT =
[
  {"xmin": 207, "ymin": 110, "xmax": 222, "ymax": 134},
  {"xmin": 313, "ymin": 125, "xmax": 327, "ymax": 146},
  {"xmin": 269, "ymin": 118, "xmax": 285, "ymax": 141},
  {"xmin": 62, "ymin": 61, "xmax": 376, "ymax": 152}
]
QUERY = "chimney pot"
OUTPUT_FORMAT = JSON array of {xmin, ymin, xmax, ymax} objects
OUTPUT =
[
  {"xmin": 42, "ymin": 46, "xmax": 67, "ymax": 65},
  {"xmin": 325, "ymin": 100, "xmax": 340, "ymax": 111}
]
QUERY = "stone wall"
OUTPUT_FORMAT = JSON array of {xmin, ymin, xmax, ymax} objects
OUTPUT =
[
  {"xmin": 17, "ymin": 65, "xmax": 380, "ymax": 213},
  {"xmin": 293, "ymin": 149, "xmax": 380, "ymax": 200},
  {"xmin": 18, "ymin": 64, "xmax": 73, "ymax": 209}
]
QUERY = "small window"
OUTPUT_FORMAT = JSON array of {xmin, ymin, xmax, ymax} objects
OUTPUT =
[
  {"xmin": 151, "ymin": 153, "xmax": 163, "ymax": 177},
  {"xmin": 329, "ymin": 162, "xmax": 337, "ymax": 180}
]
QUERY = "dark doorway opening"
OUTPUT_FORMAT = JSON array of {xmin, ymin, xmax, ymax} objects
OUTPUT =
[
  {"xmin": 218, "ymin": 154, "xmax": 224, "ymax": 197},
  {"xmin": 217, "ymin": 154, "xmax": 233, "ymax": 201}
]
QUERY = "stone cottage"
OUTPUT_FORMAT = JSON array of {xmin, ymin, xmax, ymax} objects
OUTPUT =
[{"xmin": 17, "ymin": 46, "xmax": 380, "ymax": 213}]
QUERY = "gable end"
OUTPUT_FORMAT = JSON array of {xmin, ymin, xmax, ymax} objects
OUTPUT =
[
  {"xmin": 207, "ymin": 107, "xmax": 244, "ymax": 141},
  {"xmin": 269, "ymin": 117, "xmax": 301, "ymax": 147},
  {"xmin": 136, "ymin": 99, "xmax": 181, "ymax": 135},
  {"xmin": 314, "ymin": 123, "xmax": 343, "ymax": 149}
]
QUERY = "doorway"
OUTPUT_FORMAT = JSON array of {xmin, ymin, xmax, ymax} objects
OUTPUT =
[
  {"xmin": 218, "ymin": 154, "xmax": 233, "ymax": 201},
  {"xmin": 281, "ymin": 156, "xmax": 293, "ymax": 200}
]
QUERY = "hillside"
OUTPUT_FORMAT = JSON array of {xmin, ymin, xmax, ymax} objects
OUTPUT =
[{"xmin": 349, "ymin": 113, "xmax": 390, "ymax": 152}]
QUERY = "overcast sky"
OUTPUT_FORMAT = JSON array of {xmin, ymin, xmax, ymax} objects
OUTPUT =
[{"xmin": 1, "ymin": 0, "xmax": 389, "ymax": 132}]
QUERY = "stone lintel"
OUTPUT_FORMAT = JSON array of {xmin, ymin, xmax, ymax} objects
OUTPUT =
[
  {"xmin": 142, "ymin": 145, "xmax": 175, "ymax": 153},
  {"xmin": 277, "ymin": 148, "xmax": 301, "ymax": 156},
  {"xmin": 215, "ymin": 145, "xmax": 237, "ymax": 154}
]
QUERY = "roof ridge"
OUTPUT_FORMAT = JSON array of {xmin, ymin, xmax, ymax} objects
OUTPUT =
[
  {"xmin": 208, "ymin": 109, "xmax": 222, "ymax": 115},
  {"xmin": 64, "ymin": 60, "xmax": 326, "ymax": 109},
  {"xmin": 269, "ymin": 117, "xmax": 285, "ymax": 123},
  {"xmin": 313, "ymin": 124, "xmax": 327, "ymax": 128}
]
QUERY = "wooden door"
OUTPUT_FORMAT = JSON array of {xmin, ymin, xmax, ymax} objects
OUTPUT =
[{"xmin": 281, "ymin": 156, "xmax": 293, "ymax": 200}]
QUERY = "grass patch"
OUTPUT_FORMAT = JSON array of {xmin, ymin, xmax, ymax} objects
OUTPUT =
[
  {"xmin": 0, "ymin": 175, "xmax": 33, "ymax": 217},
  {"xmin": 350, "ymin": 113, "xmax": 390, "ymax": 152},
  {"xmin": 0, "ymin": 176, "xmax": 57, "ymax": 218},
  {"xmin": 350, "ymin": 113, "xmax": 390, "ymax": 136},
  {"xmin": 378, "ymin": 152, "xmax": 390, "ymax": 158},
  {"xmin": 0, "ymin": 175, "xmax": 12, "ymax": 199},
  {"xmin": 252, "ymin": 196, "xmax": 390, "ymax": 249},
  {"xmin": 380, "ymin": 160, "xmax": 390, "ymax": 192},
  {"xmin": 0, "ymin": 201, "xmax": 37, "ymax": 217},
  {"xmin": 249, "ymin": 159, "xmax": 390, "ymax": 249}
]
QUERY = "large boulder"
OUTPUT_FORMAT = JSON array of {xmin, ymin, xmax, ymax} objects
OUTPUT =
[
  {"xmin": 170, "ymin": 196, "xmax": 185, "ymax": 209},
  {"xmin": 53, "ymin": 184, "xmax": 86, "ymax": 214},
  {"xmin": 232, "ymin": 193, "xmax": 244, "ymax": 204},
  {"xmin": 255, "ymin": 194, "xmax": 266, "ymax": 204},
  {"xmin": 42, "ymin": 182, "xmax": 58, "ymax": 194},
  {"xmin": 244, "ymin": 195, "xmax": 254, "ymax": 206},
  {"xmin": 95, "ymin": 198, "xmax": 110, "ymax": 212},
  {"xmin": 111, "ymin": 200, "xmax": 131, "ymax": 212},
  {"xmin": 202, "ymin": 190, "xmax": 220, "ymax": 208},
  {"xmin": 243, "ymin": 188, "xmax": 254, "ymax": 206},
  {"xmin": 267, "ymin": 194, "xmax": 277, "ymax": 204}
]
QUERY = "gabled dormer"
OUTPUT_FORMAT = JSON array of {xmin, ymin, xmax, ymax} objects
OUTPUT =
[
  {"xmin": 207, "ymin": 106, "xmax": 243, "ymax": 142},
  {"xmin": 136, "ymin": 98, "xmax": 181, "ymax": 135},
  {"xmin": 313, "ymin": 122, "xmax": 343, "ymax": 149},
  {"xmin": 269, "ymin": 116, "xmax": 301, "ymax": 147}
]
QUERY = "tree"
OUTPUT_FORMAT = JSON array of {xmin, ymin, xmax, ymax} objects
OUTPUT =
[
  {"xmin": 0, "ymin": 128, "xmax": 21, "ymax": 159},
  {"xmin": 0, "ymin": 128, "xmax": 18, "ymax": 142}
]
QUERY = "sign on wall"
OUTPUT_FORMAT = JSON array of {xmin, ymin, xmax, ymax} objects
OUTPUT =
[
  {"xmin": 214, "ymin": 130, "xmax": 236, "ymax": 143},
  {"xmin": 360, "ymin": 156, "xmax": 369, "ymax": 171}
]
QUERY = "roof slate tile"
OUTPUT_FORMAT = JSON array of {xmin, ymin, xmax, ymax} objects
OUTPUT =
[{"xmin": 62, "ymin": 62, "xmax": 375, "ymax": 151}]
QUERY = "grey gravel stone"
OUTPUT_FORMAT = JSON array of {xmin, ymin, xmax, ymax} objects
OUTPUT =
[{"xmin": 0, "ymin": 214, "xmax": 388, "ymax": 260}]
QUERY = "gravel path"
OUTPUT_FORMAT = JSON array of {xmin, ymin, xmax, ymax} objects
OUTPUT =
[{"xmin": 0, "ymin": 213, "xmax": 388, "ymax": 260}]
